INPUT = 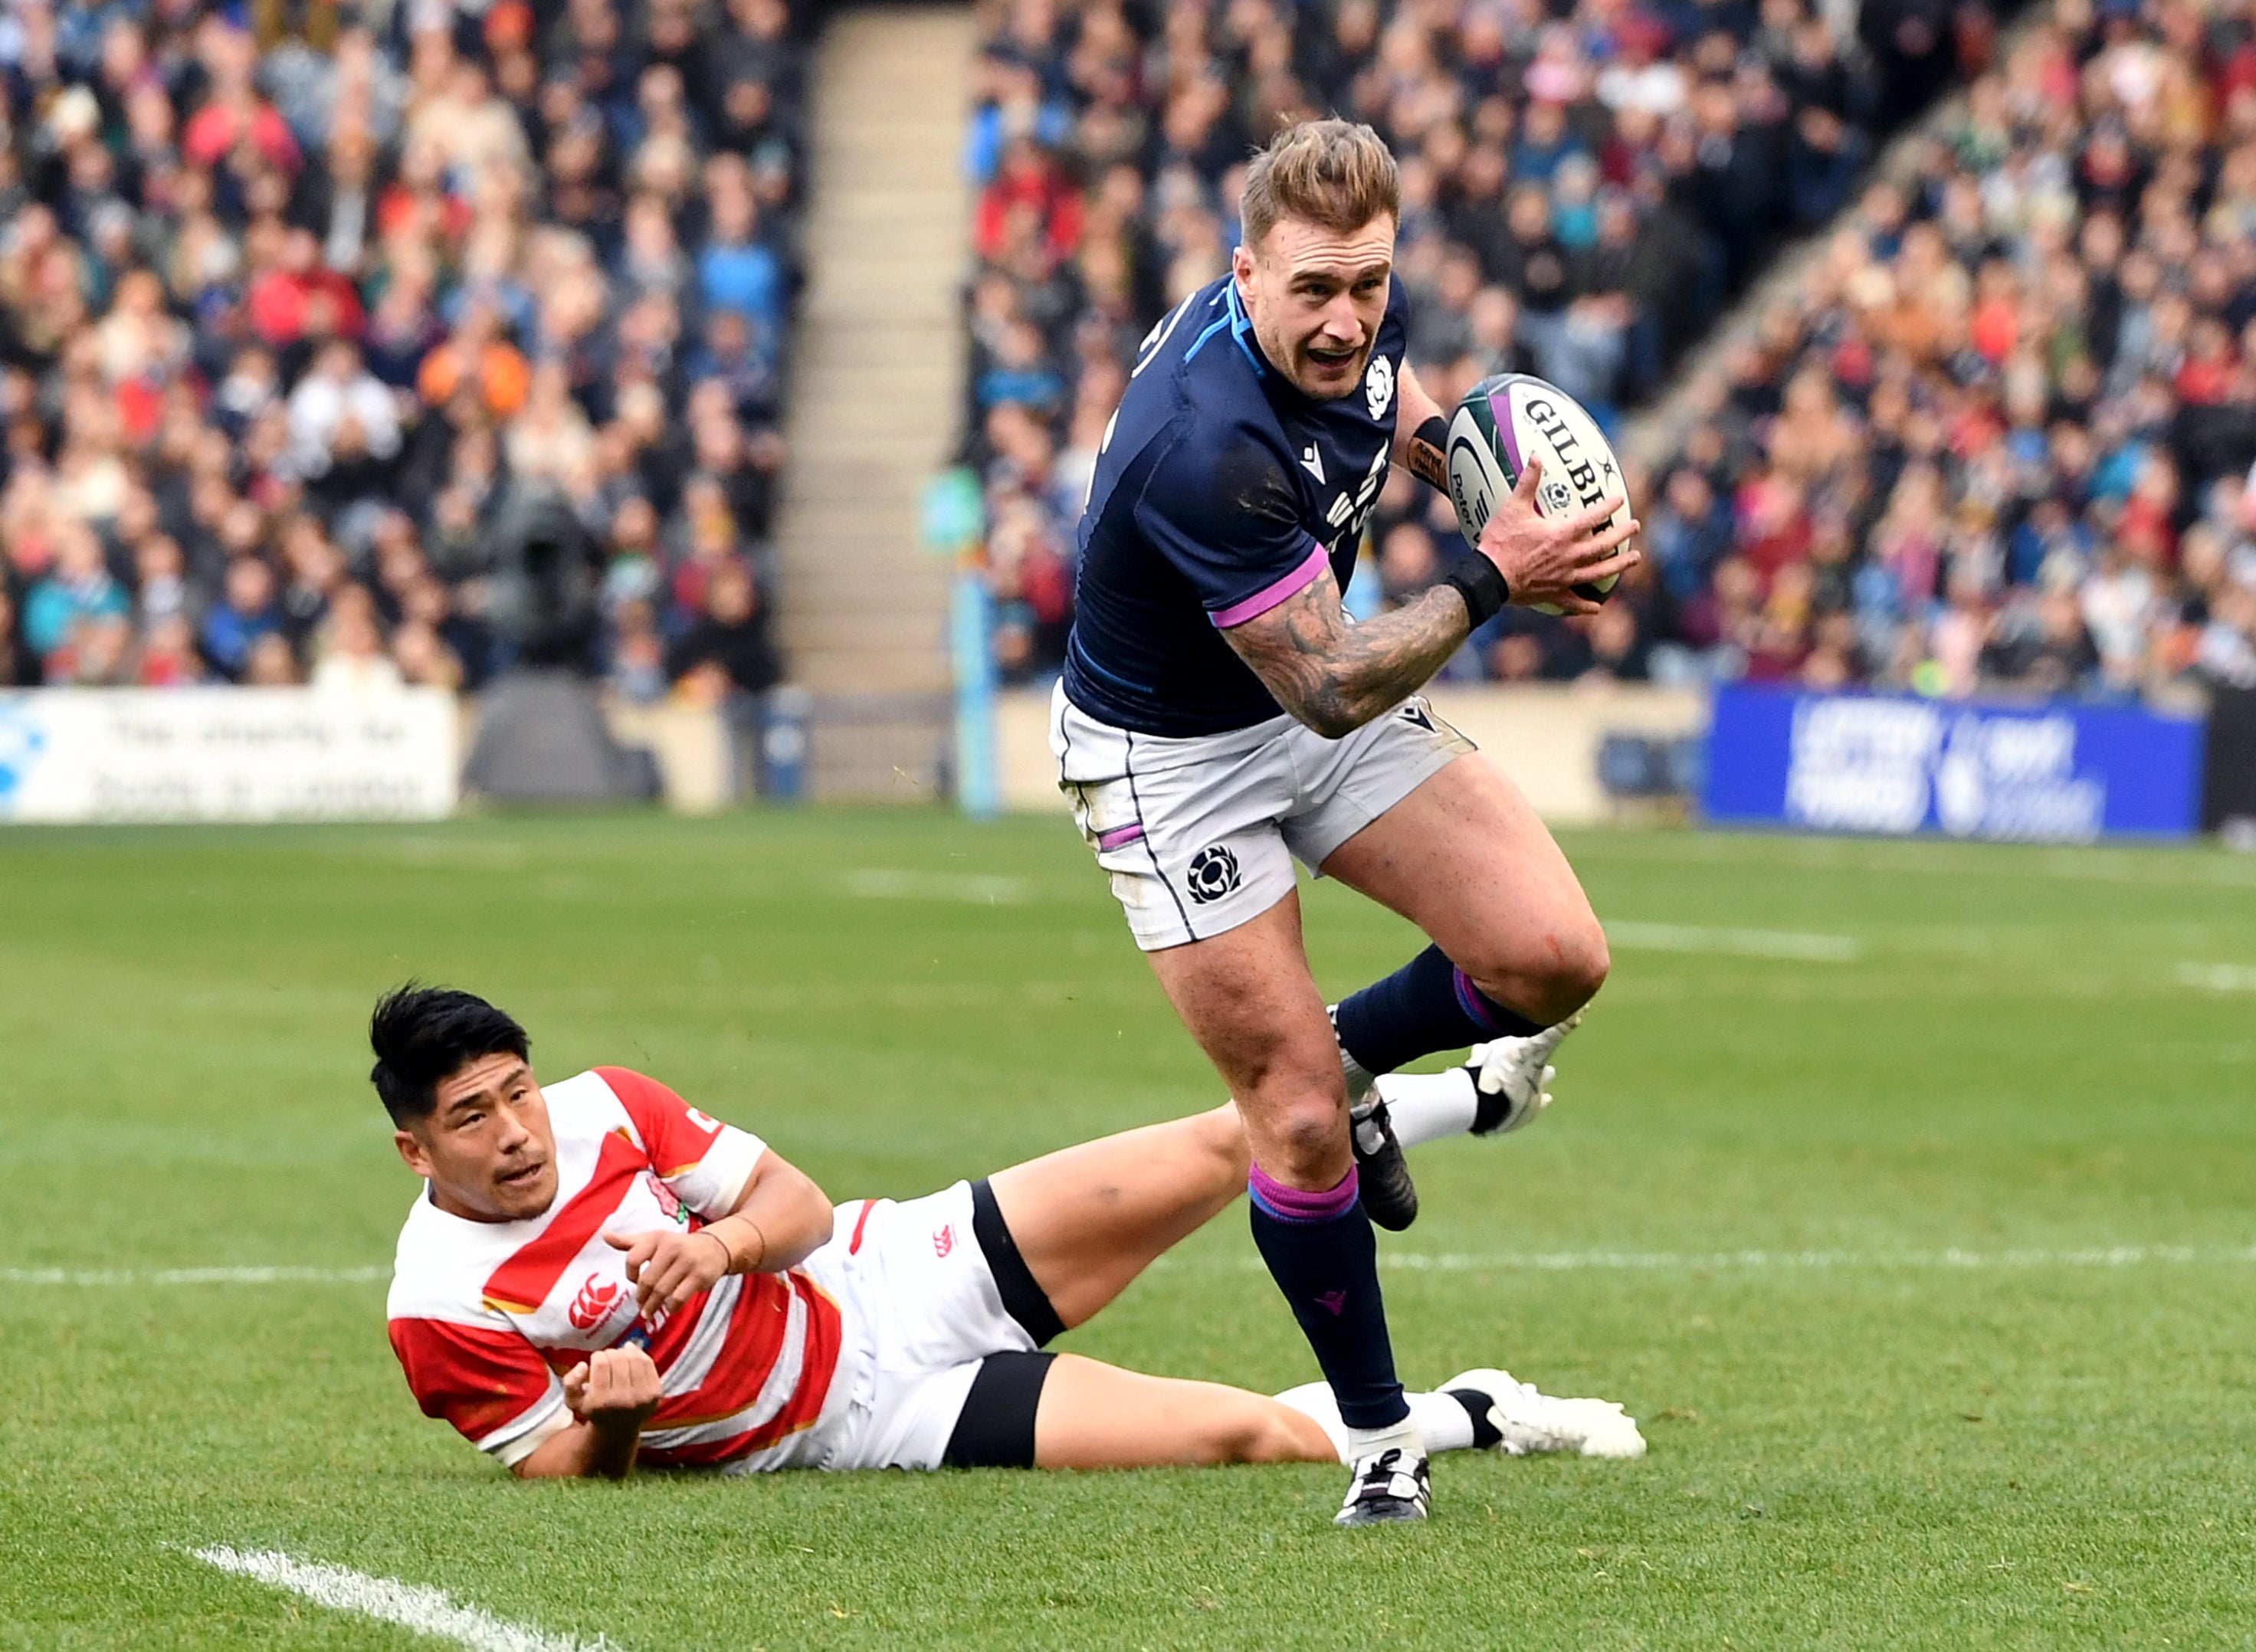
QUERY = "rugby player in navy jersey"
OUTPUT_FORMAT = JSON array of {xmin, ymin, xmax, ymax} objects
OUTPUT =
[{"xmin": 1053, "ymin": 120, "xmax": 1641, "ymax": 1525}]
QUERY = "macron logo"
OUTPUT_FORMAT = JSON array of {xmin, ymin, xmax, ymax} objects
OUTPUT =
[{"xmin": 1300, "ymin": 444, "xmax": 1326, "ymax": 483}]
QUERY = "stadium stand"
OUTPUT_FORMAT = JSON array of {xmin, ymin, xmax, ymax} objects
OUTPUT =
[
  {"xmin": 1634, "ymin": 0, "xmax": 2256, "ymax": 699},
  {"xmin": 0, "ymin": 0, "xmax": 809, "ymax": 706},
  {"xmin": 956, "ymin": 0, "xmax": 1984, "ymax": 685}
]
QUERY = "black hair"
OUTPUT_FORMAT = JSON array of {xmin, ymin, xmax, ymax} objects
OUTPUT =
[{"xmin": 369, "ymin": 983, "xmax": 531, "ymax": 1126}]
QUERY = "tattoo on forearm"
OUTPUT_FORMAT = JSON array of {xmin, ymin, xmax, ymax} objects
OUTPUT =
[
  {"xmin": 1405, "ymin": 433, "xmax": 1448, "ymax": 492},
  {"xmin": 1221, "ymin": 569, "xmax": 1471, "ymax": 737}
]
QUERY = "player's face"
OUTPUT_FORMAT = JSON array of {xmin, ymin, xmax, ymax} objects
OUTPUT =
[
  {"xmin": 394, "ymin": 1053, "xmax": 559, "ymax": 1222},
  {"xmin": 1235, "ymin": 212, "xmax": 1396, "ymax": 400}
]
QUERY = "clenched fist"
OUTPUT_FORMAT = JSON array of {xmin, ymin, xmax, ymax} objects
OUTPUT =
[
  {"xmin": 562, "ymin": 1346, "xmax": 663, "ymax": 1428},
  {"xmin": 603, "ymin": 1226, "xmax": 731, "ymax": 1318}
]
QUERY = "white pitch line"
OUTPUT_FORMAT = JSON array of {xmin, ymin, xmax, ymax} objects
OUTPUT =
[
  {"xmin": 840, "ymin": 868, "xmax": 1031, "ymax": 904},
  {"xmin": 1606, "ymin": 921, "xmax": 1861, "ymax": 962},
  {"xmin": 2, "ymin": 1266, "xmax": 386, "ymax": 1287},
  {"xmin": 20, "ymin": 1243, "xmax": 2256, "ymax": 1287},
  {"xmin": 2177, "ymin": 962, "xmax": 2256, "ymax": 992},
  {"xmin": 191, "ymin": 1545, "xmax": 615, "ymax": 1652}
]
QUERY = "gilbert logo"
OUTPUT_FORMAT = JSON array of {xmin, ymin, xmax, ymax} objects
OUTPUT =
[
  {"xmin": 933, "ymin": 1224, "xmax": 956, "ymax": 1259},
  {"xmin": 568, "ymin": 1274, "xmax": 622, "ymax": 1331}
]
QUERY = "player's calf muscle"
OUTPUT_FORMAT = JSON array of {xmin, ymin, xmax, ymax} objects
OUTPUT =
[{"xmin": 1033, "ymin": 1359, "xmax": 1333, "ymax": 1469}]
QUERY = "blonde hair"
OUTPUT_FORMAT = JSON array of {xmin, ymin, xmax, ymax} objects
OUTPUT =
[{"xmin": 1239, "ymin": 119, "xmax": 1399, "ymax": 251}]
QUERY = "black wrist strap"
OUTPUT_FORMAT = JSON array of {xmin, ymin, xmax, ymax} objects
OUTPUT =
[
  {"xmin": 1412, "ymin": 414, "xmax": 1448, "ymax": 453},
  {"xmin": 1443, "ymin": 558, "xmax": 1509, "ymax": 625}
]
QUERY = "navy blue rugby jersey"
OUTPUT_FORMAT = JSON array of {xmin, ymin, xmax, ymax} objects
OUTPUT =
[{"xmin": 1061, "ymin": 274, "xmax": 1410, "ymax": 737}]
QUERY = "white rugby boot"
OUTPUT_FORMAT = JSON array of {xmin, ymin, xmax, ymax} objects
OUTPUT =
[
  {"xmin": 1465, "ymin": 1011, "xmax": 1583, "ymax": 1136},
  {"xmin": 1441, "ymin": 1367, "xmax": 1647, "ymax": 1459}
]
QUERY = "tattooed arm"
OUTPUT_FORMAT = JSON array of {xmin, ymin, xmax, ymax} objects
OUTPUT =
[
  {"xmin": 1220, "ymin": 461, "xmax": 1644, "ymax": 736},
  {"xmin": 1221, "ymin": 564, "xmax": 1472, "ymax": 739},
  {"xmin": 1393, "ymin": 361, "xmax": 1451, "ymax": 492}
]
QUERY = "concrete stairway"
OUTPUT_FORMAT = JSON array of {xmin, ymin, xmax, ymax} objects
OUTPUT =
[{"xmin": 773, "ymin": 4, "xmax": 972, "ymax": 801}]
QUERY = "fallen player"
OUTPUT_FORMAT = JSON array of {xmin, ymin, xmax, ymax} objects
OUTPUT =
[{"xmin": 375, "ymin": 984, "xmax": 1644, "ymax": 1482}]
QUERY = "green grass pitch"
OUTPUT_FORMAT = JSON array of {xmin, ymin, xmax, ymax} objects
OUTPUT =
[{"xmin": 4, "ymin": 811, "xmax": 2254, "ymax": 1650}]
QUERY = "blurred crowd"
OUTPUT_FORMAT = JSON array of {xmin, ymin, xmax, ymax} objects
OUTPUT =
[
  {"xmin": 0, "ymin": 0, "xmax": 798, "ymax": 708},
  {"xmin": 959, "ymin": 0, "xmax": 1982, "ymax": 683},
  {"xmin": 1624, "ymin": 0, "xmax": 2256, "ymax": 700}
]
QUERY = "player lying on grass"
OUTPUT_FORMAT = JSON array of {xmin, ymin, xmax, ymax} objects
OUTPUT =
[{"xmin": 375, "ymin": 985, "xmax": 1643, "ymax": 1483}]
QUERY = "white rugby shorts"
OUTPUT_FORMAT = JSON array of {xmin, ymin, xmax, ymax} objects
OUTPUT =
[
  {"xmin": 775, "ymin": 1181, "xmax": 1044, "ymax": 1473},
  {"xmin": 1051, "ymin": 681, "xmax": 1475, "ymax": 951}
]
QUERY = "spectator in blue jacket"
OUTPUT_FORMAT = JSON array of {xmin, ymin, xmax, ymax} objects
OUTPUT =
[{"xmin": 201, "ymin": 558, "xmax": 287, "ymax": 683}]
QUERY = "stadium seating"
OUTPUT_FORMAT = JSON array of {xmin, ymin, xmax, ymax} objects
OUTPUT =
[
  {"xmin": 0, "ymin": 0, "xmax": 808, "ymax": 703},
  {"xmin": 1635, "ymin": 0, "xmax": 2256, "ymax": 699},
  {"xmin": 957, "ymin": 0, "xmax": 1972, "ymax": 684},
  {"xmin": 960, "ymin": 0, "xmax": 2256, "ymax": 706}
]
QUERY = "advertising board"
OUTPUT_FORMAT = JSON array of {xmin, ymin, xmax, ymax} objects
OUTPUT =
[
  {"xmin": 1703, "ymin": 685, "xmax": 2205, "ymax": 841},
  {"xmin": 0, "ymin": 689, "xmax": 459, "ymax": 824}
]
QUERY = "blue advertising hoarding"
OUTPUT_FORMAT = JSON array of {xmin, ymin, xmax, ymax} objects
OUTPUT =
[{"xmin": 1703, "ymin": 684, "xmax": 2207, "ymax": 841}]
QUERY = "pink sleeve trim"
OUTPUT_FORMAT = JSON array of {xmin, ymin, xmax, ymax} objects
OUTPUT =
[{"xmin": 1208, "ymin": 542, "xmax": 1329, "ymax": 628}]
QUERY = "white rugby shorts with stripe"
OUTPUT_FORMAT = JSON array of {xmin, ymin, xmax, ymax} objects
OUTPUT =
[{"xmin": 1050, "ymin": 680, "xmax": 1474, "ymax": 952}]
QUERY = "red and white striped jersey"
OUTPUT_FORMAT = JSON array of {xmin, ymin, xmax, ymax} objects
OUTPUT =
[{"xmin": 385, "ymin": 1067, "xmax": 844, "ymax": 1470}]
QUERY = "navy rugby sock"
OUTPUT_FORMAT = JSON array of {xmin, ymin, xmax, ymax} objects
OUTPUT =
[
  {"xmin": 1247, "ymin": 1165, "xmax": 1408, "ymax": 1431},
  {"xmin": 1332, "ymin": 943, "xmax": 1543, "ymax": 1077}
]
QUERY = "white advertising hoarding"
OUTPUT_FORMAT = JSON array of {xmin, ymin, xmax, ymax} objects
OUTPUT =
[{"xmin": 0, "ymin": 689, "xmax": 459, "ymax": 824}]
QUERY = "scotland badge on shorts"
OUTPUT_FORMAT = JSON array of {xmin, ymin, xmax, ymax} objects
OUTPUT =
[{"xmin": 1185, "ymin": 844, "xmax": 1242, "ymax": 903}]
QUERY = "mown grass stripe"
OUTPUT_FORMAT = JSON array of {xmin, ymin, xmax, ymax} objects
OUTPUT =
[
  {"xmin": 1607, "ymin": 921, "xmax": 1862, "ymax": 962},
  {"xmin": 1177, "ymin": 1244, "xmax": 2256, "ymax": 1274}
]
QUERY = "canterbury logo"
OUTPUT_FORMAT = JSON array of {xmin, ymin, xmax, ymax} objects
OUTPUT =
[
  {"xmin": 567, "ymin": 1273, "xmax": 622, "ymax": 1331},
  {"xmin": 933, "ymin": 1224, "xmax": 956, "ymax": 1258}
]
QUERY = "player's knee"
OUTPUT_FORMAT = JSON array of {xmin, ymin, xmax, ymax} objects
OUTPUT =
[
  {"xmin": 1552, "ymin": 921, "xmax": 1610, "ymax": 1011},
  {"xmin": 1236, "ymin": 1044, "xmax": 1349, "ymax": 1185},
  {"xmin": 1252, "ymin": 1095, "xmax": 1351, "ymax": 1187},
  {"xmin": 1459, "ymin": 916, "xmax": 1609, "ymax": 1025},
  {"xmin": 1518, "ymin": 952, "xmax": 1606, "ymax": 1027}
]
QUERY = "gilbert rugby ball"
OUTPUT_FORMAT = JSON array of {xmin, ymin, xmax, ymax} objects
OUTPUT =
[{"xmin": 1445, "ymin": 373, "xmax": 1631, "ymax": 615}]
